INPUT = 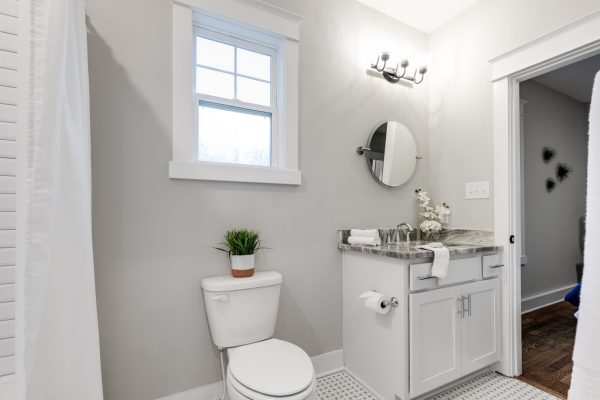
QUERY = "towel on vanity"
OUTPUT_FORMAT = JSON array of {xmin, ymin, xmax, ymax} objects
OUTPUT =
[
  {"xmin": 350, "ymin": 229, "xmax": 380, "ymax": 239},
  {"xmin": 570, "ymin": 71, "xmax": 600, "ymax": 400},
  {"xmin": 415, "ymin": 242, "xmax": 450, "ymax": 279},
  {"xmin": 348, "ymin": 235, "xmax": 381, "ymax": 246}
]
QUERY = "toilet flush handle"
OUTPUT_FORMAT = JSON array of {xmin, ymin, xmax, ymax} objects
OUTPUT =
[{"xmin": 211, "ymin": 295, "xmax": 229, "ymax": 303}]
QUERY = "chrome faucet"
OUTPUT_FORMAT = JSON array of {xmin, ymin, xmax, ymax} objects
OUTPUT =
[{"xmin": 396, "ymin": 223, "xmax": 414, "ymax": 244}]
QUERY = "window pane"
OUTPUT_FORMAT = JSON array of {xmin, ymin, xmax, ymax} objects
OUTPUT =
[
  {"xmin": 196, "ymin": 67, "xmax": 234, "ymax": 98},
  {"xmin": 196, "ymin": 37, "xmax": 234, "ymax": 72},
  {"xmin": 237, "ymin": 77, "xmax": 271, "ymax": 107},
  {"xmin": 198, "ymin": 102, "xmax": 271, "ymax": 167},
  {"xmin": 237, "ymin": 48, "xmax": 271, "ymax": 81}
]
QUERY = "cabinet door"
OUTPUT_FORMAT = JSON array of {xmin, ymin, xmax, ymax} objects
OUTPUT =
[
  {"xmin": 461, "ymin": 278, "xmax": 501, "ymax": 375},
  {"xmin": 409, "ymin": 285, "xmax": 462, "ymax": 398}
]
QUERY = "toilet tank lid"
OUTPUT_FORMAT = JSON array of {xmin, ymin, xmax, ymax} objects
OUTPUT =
[{"xmin": 201, "ymin": 271, "xmax": 282, "ymax": 292}]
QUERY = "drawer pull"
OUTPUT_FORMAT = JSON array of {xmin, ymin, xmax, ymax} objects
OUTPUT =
[
  {"xmin": 417, "ymin": 274, "xmax": 436, "ymax": 280},
  {"xmin": 490, "ymin": 264, "xmax": 504, "ymax": 269}
]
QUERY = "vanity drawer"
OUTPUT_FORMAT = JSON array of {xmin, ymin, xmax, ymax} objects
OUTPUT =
[
  {"xmin": 409, "ymin": 262, "xmax": 438, "ymax": 291},
  {"xmin": 483, "ymin": 254, "xmax": 503, "ymax": 278},
  {"xmin": 409, "ymin": 256, "xmax": 482, "ymax": 291},
  {"xmin": 440, "ymin": 256, "xmax": 482, "ymax": 286}
]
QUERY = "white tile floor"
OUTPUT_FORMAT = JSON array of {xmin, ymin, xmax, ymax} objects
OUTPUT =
[
  {"xmin": 316, "ymin": 370, "xmax": 561, "ymax": 400},
  {"xmin": 316, "ymin": 370, "xmax": 378, "ymax": 400}
]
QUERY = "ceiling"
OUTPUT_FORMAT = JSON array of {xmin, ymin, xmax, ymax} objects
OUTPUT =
[
  {"xmin": 533, "ymin": 54, "xmax": 600, "ymax": 103},
  {"xmin": 355, "ymin": 0, "xmax": 482, "ymax": 33}
]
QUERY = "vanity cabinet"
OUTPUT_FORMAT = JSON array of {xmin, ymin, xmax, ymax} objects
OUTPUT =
[
  {"xmin": 409, "ymin": 278, "xmax": 501, "ymax": 398},
  {"xmin": 341, "ymin": 242, "xmax": 503, "ymax": 400}
]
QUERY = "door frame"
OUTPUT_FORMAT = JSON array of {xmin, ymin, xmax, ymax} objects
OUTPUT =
[{"xmin": 490, "ymin": 10, "xmax": 600, "ymax": 376}]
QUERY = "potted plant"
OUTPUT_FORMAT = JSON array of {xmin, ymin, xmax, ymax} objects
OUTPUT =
[
  {"xmin": 215, "ymin": 229, "xmax": 264, "ymax": 278},
  {"xmin": 415, "ymin": 189, "xmax": 451, "ymax": 241}
]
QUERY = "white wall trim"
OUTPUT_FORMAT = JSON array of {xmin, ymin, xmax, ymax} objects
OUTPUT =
[
  {"xmin": 173, "ymin": 0, "xmax": 302, "ymax": 41},
  {"xmin": 490, "ymin": 9, "xmax": 600, "ymax": 377},
  {"xmin": 312, "ymin": 349, "xmax": 344, "ymax": 377},
  {"xmin": 169, "ymin": 161, "xmax": 301, "ymax": 185},
  {"xmin": 155, "ymin": 349, "xmax": 343, "ymax": 400},
  {"xmin": 521, "ymin": 284, "xmax": 576, "ymax": 314},
  {"xmin": 490, "ymin": 10, "xmax": 600, "ymax": 81}
]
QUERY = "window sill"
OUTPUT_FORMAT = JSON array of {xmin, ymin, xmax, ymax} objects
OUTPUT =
[{"xmin": 169, "ymin": 161, "xmax": 301, "ymax": 185}]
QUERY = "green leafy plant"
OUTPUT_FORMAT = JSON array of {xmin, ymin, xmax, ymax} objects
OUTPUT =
[{"xmin": 214, "ymin": 229, "xmax": 264, "ymax": 256}]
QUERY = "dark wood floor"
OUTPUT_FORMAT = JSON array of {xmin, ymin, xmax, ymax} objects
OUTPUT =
[{"xmin": 519, "ymin": 301, "xmax": 578, "ymax": 399}]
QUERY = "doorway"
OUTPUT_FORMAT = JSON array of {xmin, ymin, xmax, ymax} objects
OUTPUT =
[
  {"xmin": 516, "ymin": 55, "xmax": 597, "ymax": 397},
  {"xmin": 490, "ymin": 11, "xmax": 600, "ymax": 381}
]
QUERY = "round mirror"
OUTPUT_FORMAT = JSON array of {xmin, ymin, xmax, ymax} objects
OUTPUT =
[{"xmin": 362, "ymin": 121, "xmax": 420, "ymax": 188}]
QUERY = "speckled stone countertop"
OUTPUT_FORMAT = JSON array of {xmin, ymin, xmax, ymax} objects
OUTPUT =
[{"xmin": 337, "ymin": 229, "xmax": 502, "ymax": 260}]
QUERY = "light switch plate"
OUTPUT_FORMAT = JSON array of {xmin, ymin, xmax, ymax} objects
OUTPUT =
[{"xmin": 466, "ymin": 181, "xmax": 490, "ymax": 199}]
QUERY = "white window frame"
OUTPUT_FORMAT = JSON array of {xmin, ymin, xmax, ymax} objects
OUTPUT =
[{"xmin": 170, "ymin": 0, "xmax": 302, "ymax": 185}]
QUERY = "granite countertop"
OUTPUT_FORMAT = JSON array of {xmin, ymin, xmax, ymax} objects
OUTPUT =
[{"xmin": 337, "ymin": 229, "xmax": 502, "ymax": 260}]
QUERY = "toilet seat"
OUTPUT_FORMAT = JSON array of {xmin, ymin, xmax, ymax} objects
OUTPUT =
[{"xmin": 227, "ymin": 339, "xmax": 316, "ymax": 399}]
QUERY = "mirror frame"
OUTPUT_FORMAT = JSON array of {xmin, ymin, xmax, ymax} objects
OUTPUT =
[{"xmin": 364, "ymin": 120, "xmax": 421, "ymax": 189}]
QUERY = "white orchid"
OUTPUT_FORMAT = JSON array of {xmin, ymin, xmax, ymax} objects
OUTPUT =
[{"xmin": 415, "ymin": 189, "xmax": 451, "ymax": 234}]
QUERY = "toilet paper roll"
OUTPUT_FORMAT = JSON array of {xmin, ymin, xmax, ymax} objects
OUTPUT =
[{"xmin": 359, "ymin": 290, "xmax": 391, "ymax": 315}]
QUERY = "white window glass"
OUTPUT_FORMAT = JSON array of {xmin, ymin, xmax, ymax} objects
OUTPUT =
[
  {"xmin": 196, "ymin": 37, "xmax": 234, "ymax": 72},
  {"xmin": 237, "ymin": 77, "xmax": 271, "ymax": 107},
  {"xmin": 237, "ymin": 48, "xmax": 271, "ymax": 81},
  {"xmin": 198, "ymin": 102, "xmax": 271, "ymax": 167},
  {"xmin": 196, "ymin": 67, "xmax": 234, "ymax": 98}
]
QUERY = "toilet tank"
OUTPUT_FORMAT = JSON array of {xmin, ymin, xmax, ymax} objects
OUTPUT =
[{"xmin": 201, "ymin": 271, "xmax": 282, "ymax": 349}]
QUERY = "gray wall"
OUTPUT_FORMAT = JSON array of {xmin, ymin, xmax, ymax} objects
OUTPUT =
[
  {"xmin": 520, "ymin": 81, "xmax": 588, "ymax": 300},
  {"xmin": 86, "ymin": 1, "xmax": 429, "ymax": 399},
  {"xmin": 427, "ymin": 0, "xmax": 600, "ymax": 229}
]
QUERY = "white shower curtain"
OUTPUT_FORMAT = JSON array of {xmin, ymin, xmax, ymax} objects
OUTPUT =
[
  {"xmin": 569, "ymin": 72, "xmax": 600, "ymax": 399},
  {"xmin": 16, "ymin": 0, "xmax": 104, "ymax": 399}
]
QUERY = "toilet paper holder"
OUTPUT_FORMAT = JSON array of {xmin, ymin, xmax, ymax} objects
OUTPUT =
[
  {"xmin": 382, "ymin": 297, "xmax": 399, "ymax": 308},
  {"xmin": 369, "ymin": 290, "xmax": 398, "ymax": 308}
]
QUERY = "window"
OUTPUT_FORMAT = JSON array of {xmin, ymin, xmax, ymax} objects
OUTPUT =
[
  {"xmin": 170, "ymin": 0, "xmax": 302, "ymax": 185},
  {"xmin": 194, "ymin": 30, "xmax": 275, "ymax": 167}
]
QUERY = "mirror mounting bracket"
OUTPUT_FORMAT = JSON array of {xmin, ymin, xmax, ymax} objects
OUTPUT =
[{"xmin": 356, "ymin": 146, "xmax": 371, "ymax": 155}]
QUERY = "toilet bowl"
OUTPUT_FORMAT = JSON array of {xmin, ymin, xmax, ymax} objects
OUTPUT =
[{"xmin": 226, "ymin": 338, "xmax": 316, "ymax": 400}]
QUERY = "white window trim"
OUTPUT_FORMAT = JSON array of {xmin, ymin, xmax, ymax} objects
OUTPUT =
[{"xmin": 170, "ymin": 0, "xmax": 302, "ymax": 185}]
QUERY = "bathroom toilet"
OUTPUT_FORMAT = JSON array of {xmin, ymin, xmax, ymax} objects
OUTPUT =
[{"xmin": 201, "ymin": 271, "xmax": 316, "ymax": 400}]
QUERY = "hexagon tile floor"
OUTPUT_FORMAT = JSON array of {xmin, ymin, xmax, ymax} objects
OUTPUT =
[{"xmin": 315, "ymin": 370, "xmax": 561, "ymax": 400}]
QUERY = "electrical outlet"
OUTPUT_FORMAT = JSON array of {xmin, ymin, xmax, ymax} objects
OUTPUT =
[{"xmin": 466, "ymin": 181, "xmax": 490, "ymax": 199}]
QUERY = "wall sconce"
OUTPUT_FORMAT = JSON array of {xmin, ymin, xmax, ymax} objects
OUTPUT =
[{"xmin": 370, "ymin": 52, "xmax": 428, "ymax": 84}]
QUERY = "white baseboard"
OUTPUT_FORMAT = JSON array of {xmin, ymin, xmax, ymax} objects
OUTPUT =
[
  {"xmin": 312, "ymin": 349, "xmax": 344, "ymax": 377},
  {"xmin": 521, "ymin": 284, "xmax": 576, "ymax": 314},
  {"xmin": 156, "ymin": 349, "xmax": 344, "ymax": 400}
]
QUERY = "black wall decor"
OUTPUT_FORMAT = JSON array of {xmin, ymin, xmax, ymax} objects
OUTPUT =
[
  {"xmin": 556, "ymin": 163, "xmax": 572, "ymax": 182},
  {"xmin": 541, "ymin": 146, "xmax": 573, "ymax": 193},
  {"xmin": 545, "ymin": 177, "xmax": 557, "ymax": 193},
  {"xmin": 542, "ymin": 147, "xmax": 556, "ymax": 164}
]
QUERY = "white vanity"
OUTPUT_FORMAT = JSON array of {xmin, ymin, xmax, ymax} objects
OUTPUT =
[{"xmin": 339, "ymin": 230, "xmax": 503, "ymax": 400}]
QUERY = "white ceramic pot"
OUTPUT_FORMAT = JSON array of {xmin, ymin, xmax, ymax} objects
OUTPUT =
[{"xmin": 230, "ymin": 254, "xmax": 255, "ymax": 278}]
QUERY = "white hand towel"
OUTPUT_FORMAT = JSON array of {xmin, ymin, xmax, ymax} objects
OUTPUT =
[
  {"xmin": 416, "ymin": 245, "xmax": 450, "ymax": 279},
  {"xmin": 570, "ymin": 71, "xmax": 600, "ymax": 400},
  {"xmin": 350, "ymin": 229, "xmax": 380, "ymax": 239},
  {"xmin": 348, "ymin": 235, "xmax": 381, "ymax": 246}
]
